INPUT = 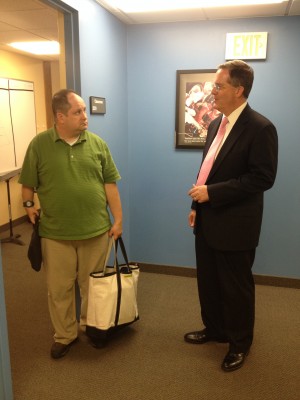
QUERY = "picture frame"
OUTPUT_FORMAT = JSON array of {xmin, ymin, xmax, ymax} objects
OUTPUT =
[{"xmin": 175, "ymin": 69, "xmax": 220, "ymax": 149}]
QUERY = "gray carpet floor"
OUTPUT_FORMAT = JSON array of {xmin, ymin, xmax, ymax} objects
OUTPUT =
[{"xmin": 1, "ymin": 222, "xmax": 300, "ymax": 400}]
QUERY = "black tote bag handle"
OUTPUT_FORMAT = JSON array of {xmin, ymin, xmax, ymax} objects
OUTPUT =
[{"xmin": 115, "ymin": 237, "xmax": 131, "ymax": 270}]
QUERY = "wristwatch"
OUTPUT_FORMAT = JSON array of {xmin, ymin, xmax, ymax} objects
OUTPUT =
[{"xmin": 23, "ymin": 200, "xmax": 34, "ymax": 208}]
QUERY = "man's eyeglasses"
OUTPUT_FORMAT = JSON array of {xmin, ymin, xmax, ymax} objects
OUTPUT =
[
  {"xmin": 212, "ymin": 83, "xmax": 223, "ymax": 92},
  {"xmin": 213, "ymin": 82, "xmax": 241, "ymax": 92}
]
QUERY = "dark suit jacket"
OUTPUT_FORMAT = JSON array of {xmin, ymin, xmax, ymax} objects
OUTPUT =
[{"xmin": 193, "ymin": 104, "xmax": 278, "ymax": 251}]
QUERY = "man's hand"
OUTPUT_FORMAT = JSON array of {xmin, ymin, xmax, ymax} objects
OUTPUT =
[
  {"xmin": 188, "ymin": 210, "xmax": 196, "ymax": 228},
  {"xmin": 108, "ymin": 221, "xmax": 123, "ymax": 240},
  {"xmin": 188, "ymin": 184, "xmax": 209, "ymax": 203},
  {"xmin": 25, "ymin": 207, "xmax": 40, "ymax": 224}
]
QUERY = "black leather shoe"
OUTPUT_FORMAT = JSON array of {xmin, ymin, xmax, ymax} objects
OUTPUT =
[
  {"xmin": 50, "ymin": 338, "xmax": 77, "ymax": 359},
  {"xmin": 89, "ymin": 337, "xmax": 107, "ymax": 349},
  {"xmin": 221, "ymin": 351, "xmax": 249, "ymax": 372},
  {"xmin": 184, "ymin": 329, "xmax": 227, "ymax": 344}
]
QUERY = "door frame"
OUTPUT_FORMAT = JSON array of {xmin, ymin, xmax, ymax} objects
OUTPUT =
[{"xmin": 43, "ymin": 0, "xmax": 81, "ymax": 94}]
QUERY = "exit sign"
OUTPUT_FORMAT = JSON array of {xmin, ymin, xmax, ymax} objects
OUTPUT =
[{"xmin": 225, "ymin": 32, "xmax": 268, "ymax": 60}]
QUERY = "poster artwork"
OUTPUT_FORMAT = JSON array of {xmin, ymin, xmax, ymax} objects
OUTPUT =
[{"xmin": 184, "ymin": 81, "xmax": 220, "ymax": 147}]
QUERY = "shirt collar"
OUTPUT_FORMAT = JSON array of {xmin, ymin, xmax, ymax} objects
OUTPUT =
[
  {"xmin": 52, "ymin": 126, "xmax": 87, "ymax": 143},
  {"xmin": 227, "ymin": 101, "xmax": 247, "ymax": 127}
]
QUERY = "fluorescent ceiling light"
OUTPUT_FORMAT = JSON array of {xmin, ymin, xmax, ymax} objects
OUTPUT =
[
  {"xmin": 105, "ymin": 0, "xmax": 284, "ymax": 13},
  {"xmin": 9, "ymin": 41, "xmax": 60, "ymax": 55}
]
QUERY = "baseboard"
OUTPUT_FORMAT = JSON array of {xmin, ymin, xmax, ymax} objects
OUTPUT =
[
  {"xmin": 0, "ymin": 215, "xmax": 29, "ymax": 233},
  {"xmin": 253, "ymin": 274, "xmax": 300, "ymax": 289},
  {"xmin": 1, "ymin": 220, "xmax": 299, "ymax": 290},
  {"xmin": 138, "ymin": 263, "xmax": 197, "ymax": 278},
  {"xmin": 139, "ymin": 262, "xmax": 300, "ymax": 289}
]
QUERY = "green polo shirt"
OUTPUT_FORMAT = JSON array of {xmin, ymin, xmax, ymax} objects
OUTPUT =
[{"xmin": 19, "ymin": 127, "xmax": 121, "ymax": 240}]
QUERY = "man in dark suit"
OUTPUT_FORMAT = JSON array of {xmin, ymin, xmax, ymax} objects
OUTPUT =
[{"xmin": 185, "ymin": 60, "xmax": 278, "ymax": 372}]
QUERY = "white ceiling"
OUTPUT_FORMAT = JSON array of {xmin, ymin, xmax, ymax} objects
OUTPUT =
[
  {"xmin": 96, "ymin": 0, "xmax": 300, "ymax": 24},
  {"xmin": 0, "ymin": 0, "xmax": 300, "ymax": 61}
]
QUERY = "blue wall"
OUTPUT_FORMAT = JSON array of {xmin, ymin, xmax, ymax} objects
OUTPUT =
[
  {"xmin": 64, "ymin": 1, "xmax": 300, "ymax": 278},
  {"xmin": 127, "ymin": 17, "xmax": 300, "ymax": 278}
]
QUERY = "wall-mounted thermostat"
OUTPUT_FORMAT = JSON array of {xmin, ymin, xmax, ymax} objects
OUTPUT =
[{"xmin": 89, "ymin": 96, "xmax": 106, "ymax": 114}]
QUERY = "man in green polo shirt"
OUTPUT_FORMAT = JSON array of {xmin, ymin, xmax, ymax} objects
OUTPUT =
[{"xmin": 19, "ymin": 89, "xmax": 123, "ymax": 359}]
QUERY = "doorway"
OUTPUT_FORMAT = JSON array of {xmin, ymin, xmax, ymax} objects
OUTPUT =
[{"xmin": 0, "ymin": 1, "xmax": 81, "ymax": 399}]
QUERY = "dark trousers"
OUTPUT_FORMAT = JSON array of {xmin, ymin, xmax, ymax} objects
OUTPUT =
[{"xmin": 195, "ymin": 233, "xmax": 256, "ymax": 353}]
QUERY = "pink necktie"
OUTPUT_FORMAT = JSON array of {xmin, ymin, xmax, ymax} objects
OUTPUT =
[{"xmin": 196, "ymin": 116, "xmax": 228, "ymax": 186}]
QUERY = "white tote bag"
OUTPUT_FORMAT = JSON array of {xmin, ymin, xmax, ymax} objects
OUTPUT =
[{"xmin": 86, "ymin": 237, "xmax": 139, "ymax": 345}]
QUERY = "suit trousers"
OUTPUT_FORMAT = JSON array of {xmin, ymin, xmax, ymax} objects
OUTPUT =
[
  {"xmin": 41, "ymin": 232, "xmax": 110, "ymax": 344},
  {"xmin": 195, "ymin": 232, "xmax": 256, "ymax": 353}
]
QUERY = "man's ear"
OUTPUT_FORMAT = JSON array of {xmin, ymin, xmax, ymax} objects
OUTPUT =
[
  {"xmin": 236, "ymin": 85, "xmax": 245, "ymax": 98},
  {"xmin": 56, "ymin": 111, "xmax": 65, "ymax": 124}
]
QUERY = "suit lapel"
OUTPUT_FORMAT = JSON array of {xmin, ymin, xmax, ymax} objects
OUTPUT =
[{"xmin": 207, "ymin": 105, "xmax": 251, "ymax": 180}]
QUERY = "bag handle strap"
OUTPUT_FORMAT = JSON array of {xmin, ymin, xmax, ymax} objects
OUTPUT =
[
  {"xmin": 116, "ymin": 237, "xmax": 130, "ymax": 267},
  {"xmin": 110, "ymin": 237, "xmax": 132, "ymax": 326},
  {"xmin": 102, "ymin": 237, "xmax": 114, "ymax": 274},
  {"xmin": 102, "ymin": 236, "xmax": 130, "ymax": 274}
]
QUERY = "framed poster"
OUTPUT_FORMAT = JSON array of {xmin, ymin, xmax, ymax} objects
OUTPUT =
[{"xmin": 175, "ymin": 69, "xmax": 220, "ymax": 149}]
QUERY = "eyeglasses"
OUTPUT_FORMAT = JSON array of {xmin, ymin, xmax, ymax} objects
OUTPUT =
[
  {"xmin": 213, "ymin": 83, "xmax": 242, "ymax": 92},
  {"xmin": 212, "ymin": 83, "xmax": 223, "ymax": 92}
]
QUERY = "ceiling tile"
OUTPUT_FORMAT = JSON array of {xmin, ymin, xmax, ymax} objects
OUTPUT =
[
  {"xmin": 125, "ymin": 8, "xmax": 207, "ymax": 24},
  {"xmin": 204, "ymin": 3, "xmax": 289, "ymax": 20},
  {"xmin": 0, "ymin": 9, "xmax": 57, "ymax": 30}
]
